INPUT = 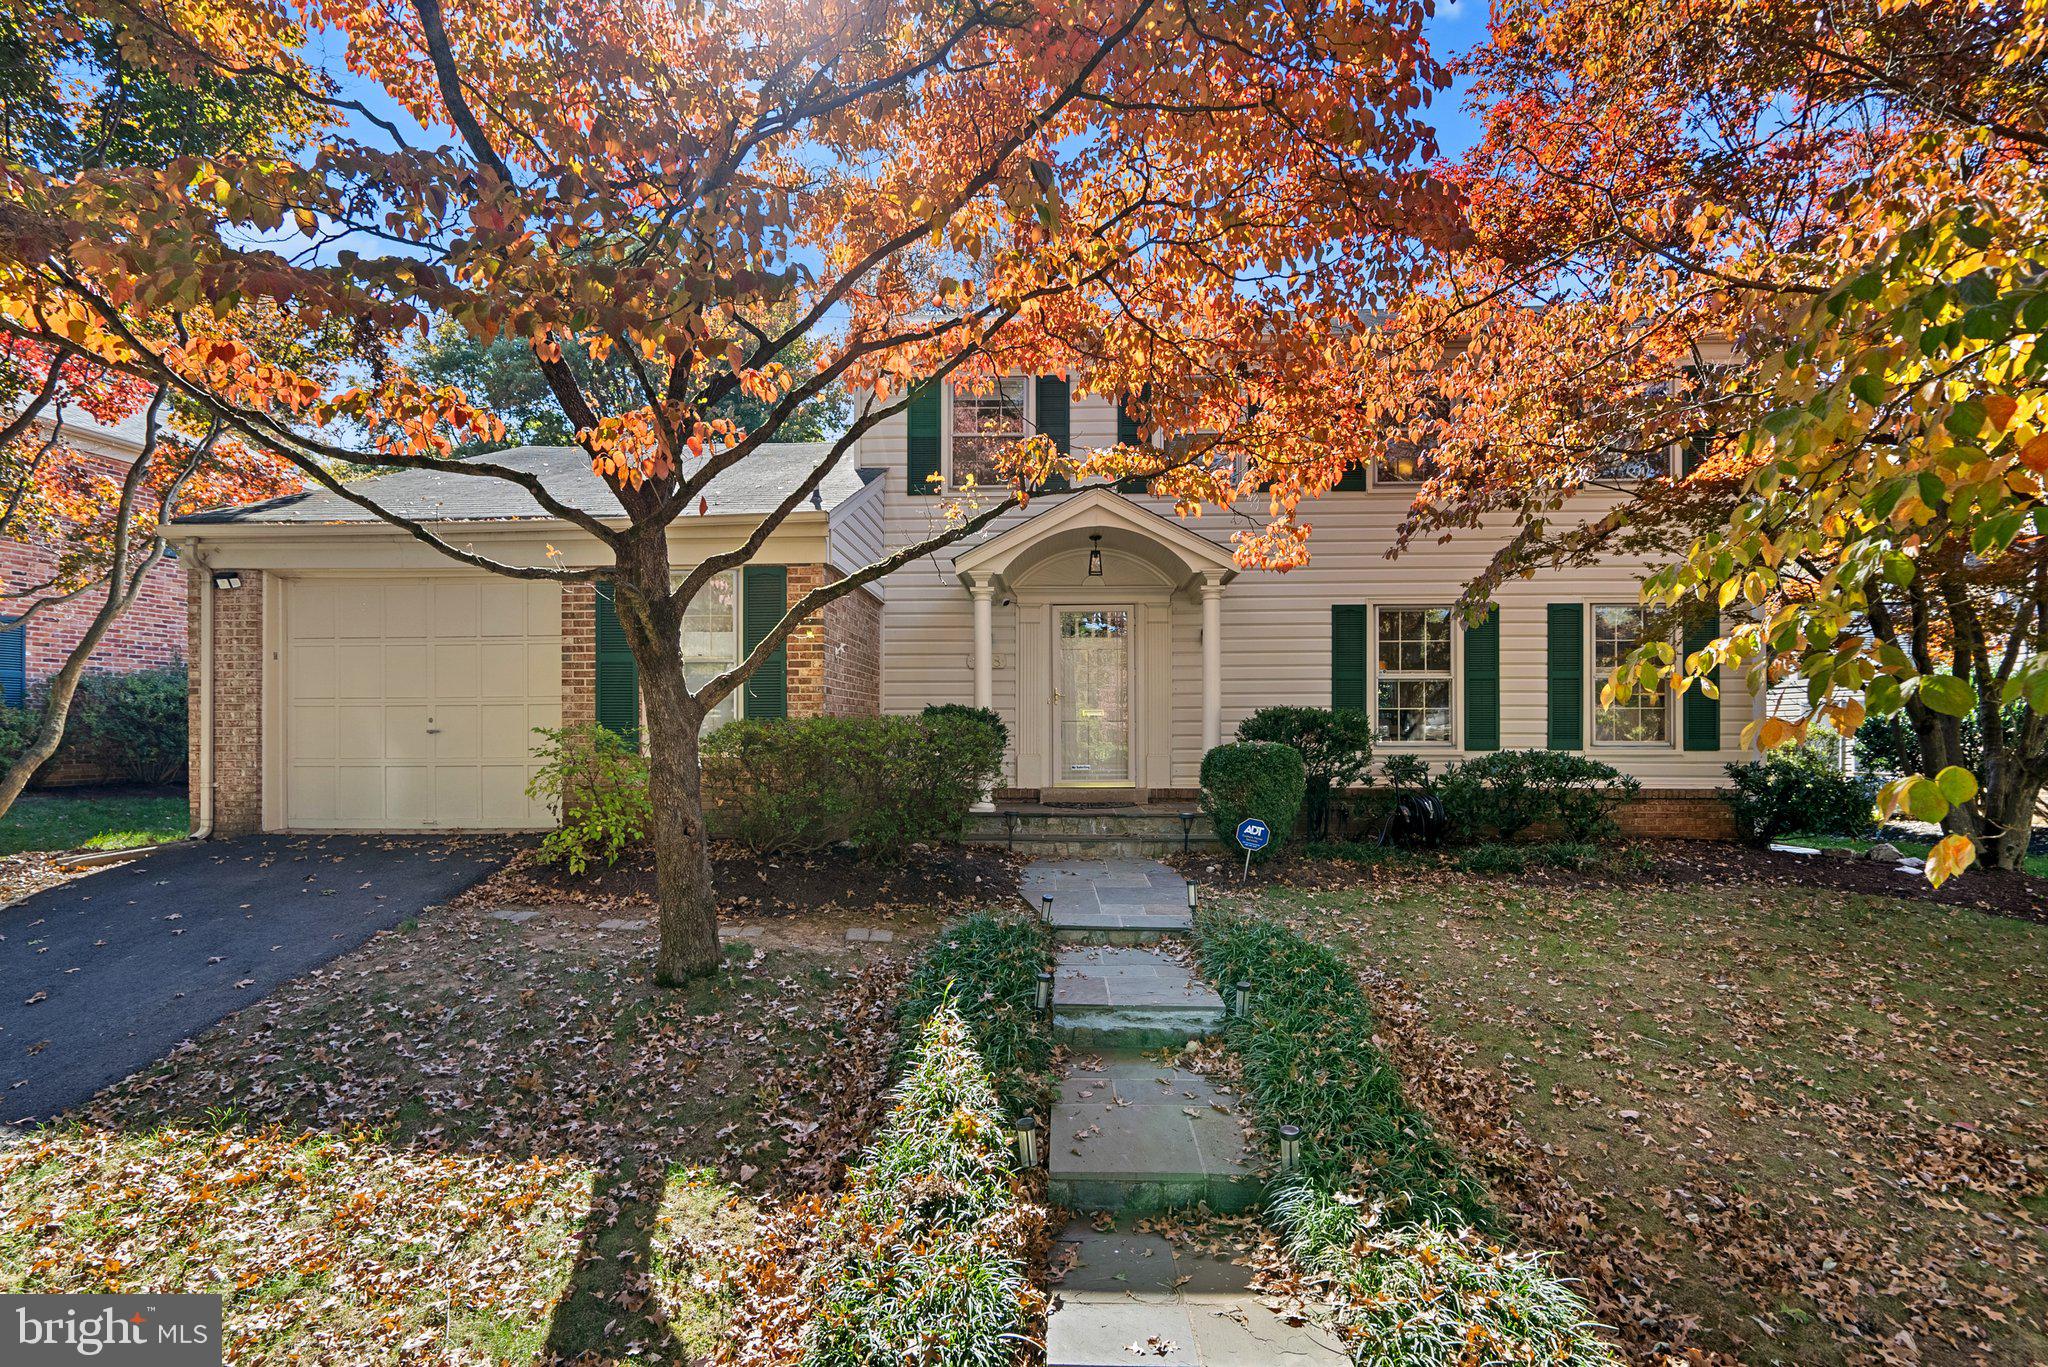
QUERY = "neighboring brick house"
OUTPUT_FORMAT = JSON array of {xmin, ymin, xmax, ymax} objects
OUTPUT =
[
  {"xmin": 2, "ymin": 408, "xmax": 189, "ymax": 785},
  {"xmin": 164, "ymin": 399, "xmax": 1748, "ymax": 839}
]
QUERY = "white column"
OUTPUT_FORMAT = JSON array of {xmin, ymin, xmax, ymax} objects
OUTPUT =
[
  {"xmin": 971, "ymin": 579, "xmax": 997, "ymax": 810},
  {"xmin": 1201, "ymin": 577, "xmax": 1224, "ymax": 754},
  {"xmin": 971, "ymin": 580, "xmax": 995, "ymax": 711}
]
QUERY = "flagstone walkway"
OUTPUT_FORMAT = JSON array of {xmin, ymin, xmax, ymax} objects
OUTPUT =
[{"xmin": 1025, "ymin": 857, "xmax": 1345, "ymax": 1367}]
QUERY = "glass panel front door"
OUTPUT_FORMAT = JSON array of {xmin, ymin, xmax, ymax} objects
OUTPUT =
[{"xmin": 1056, "ymin": 609, "xmax": 1132, "ymax": 784}]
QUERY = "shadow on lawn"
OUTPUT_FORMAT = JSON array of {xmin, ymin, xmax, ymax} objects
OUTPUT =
[{"xmin": 43, "ymin": 911, "xmax": 921, "ymax": 1366}]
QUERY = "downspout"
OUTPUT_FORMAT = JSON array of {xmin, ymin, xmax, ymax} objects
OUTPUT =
[{"xmin": 190, "ymin": 545, "xmax": 216, "ymax": 841}]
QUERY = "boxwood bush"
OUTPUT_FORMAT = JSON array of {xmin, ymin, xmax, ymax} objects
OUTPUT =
[
  {"xmin": 800, "ymin": 1000, "xmax": 1044, "ymax": 1367},
  {"xmin": 1235, "ymin": 706, "xmax": 1373, "ymax": 838},
  {"xmin": 1434, "ymin": 749, "xmax": 1639, "ymax": 843},
  {"xmin": 703, "ymin": 713, "xmax": 1004, "ymax": 860},
  {"xmin": 1199, "ymin": 740, "xmax": 1306, "ymax": 863},
  {"xmin": 1724, "ymin": 748, "xmax": 1878, "ymax": 845},
  {"xmin": 0, "ymin": 667, "xmax": 189, "ymax": 784}
]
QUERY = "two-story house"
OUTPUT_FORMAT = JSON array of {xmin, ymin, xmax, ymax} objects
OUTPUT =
[{"xmin": 162, "ymin": 384, "xmax": 1744, "ymax": 837}]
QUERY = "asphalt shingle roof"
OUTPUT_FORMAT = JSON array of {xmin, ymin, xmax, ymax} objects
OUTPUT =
[{"xmin": 173, "ymin": 443, "xmax": 868, "ymax": 525}]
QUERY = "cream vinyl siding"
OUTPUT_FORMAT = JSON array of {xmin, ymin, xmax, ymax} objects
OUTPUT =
[
  {"xmin": 859, "ymin": 393, "xmax": 1750, "ymax": 789},
  {"xmin": 280, "ymin": 575, "xmax": 561, "ymax": 829}
]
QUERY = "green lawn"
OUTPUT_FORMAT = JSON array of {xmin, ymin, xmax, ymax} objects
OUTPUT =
[
  {"xmin": 1243, "ymin": 870, "xmax": 2048, "ymax": 1366},
  {"xmin": 1783, "ymin": 829, "xmax": 2048, "ymax": 877},
  {"xmin": 0, "ymin": 791, "xmax": 188, "ymax": 855}
]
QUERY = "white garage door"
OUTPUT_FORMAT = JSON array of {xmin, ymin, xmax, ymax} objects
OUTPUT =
[{"xmin": 283, "ymin": 576, "xmax": 561, "ymax": 830}]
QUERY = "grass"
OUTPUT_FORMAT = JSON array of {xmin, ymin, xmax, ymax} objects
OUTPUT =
[
  {"xmin": 0, "ymin": 791, "xmax": 187, "ymax": 855},
  {"xmin": 1781, "ymin": 828, "xmax": 2048, "ymax": 876},
  {"xmin": 2, "ymin": 898, "xmax": 941, "ymax": 1364},
  {"xmin": 1296, "ymin": 838, "xmax": 1650, "ymax": 876},
  {"xmin": 1246, "ymin": 873, "xmax": 2048, "ymax": 1364}
]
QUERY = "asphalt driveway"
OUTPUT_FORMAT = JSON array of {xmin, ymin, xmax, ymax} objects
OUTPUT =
[{"xmin": 0, "ymin": 835, "xmax": 511, "ymax": 1124}]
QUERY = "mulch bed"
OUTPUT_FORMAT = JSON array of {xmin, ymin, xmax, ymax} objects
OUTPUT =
[
  {"xmin": 1178, "ymin": 839, "xmax": 2048, "ymax": 924},
  {"xmin": 458, "ymin": 840, "xmax": 1023, "ymax": 919}
]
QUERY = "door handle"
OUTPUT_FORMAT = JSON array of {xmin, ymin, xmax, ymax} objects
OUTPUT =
[{"xmin": 426, "ymin": 727, "xmax": 443, "ymax": 735}]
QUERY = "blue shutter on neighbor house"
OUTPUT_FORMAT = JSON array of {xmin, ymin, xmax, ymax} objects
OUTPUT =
[
  {"xmin": 1546, "ymin": 603, "xmax": 1584, "ymax": 750},
  {"xmin": 906, "ymin": 383, "xmax": 942, "ymax": 495},
  {"xmin": 1035, "ymin": 375, "xmax": 1071, "ymax": 493},
  {"xmin": 593, "ymin": 583, "xmax": 640, "ymax": 740},
  {"xmin": 1683, "ymin": 610, "xmax": 1722, "ymax": 751},
  {"xmin": 0, "ymin": 617, "xmax": 24, "ymax": 707},
  {"xmin": 741, "ymin": 565, "xmax": 788, "ymax": 719},
  {"xmin": 1331, "ymin": 605, "xmax": 1368, "ymax": 714},
  {"xmin": 1463, "ymin": 608, "xmax": 1500, "ymax": 751}
]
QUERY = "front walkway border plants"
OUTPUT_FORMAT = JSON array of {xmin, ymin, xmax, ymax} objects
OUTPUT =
[{"xmin": 1194, "ymin": 907, "xmax": 1620, "ymax": 1366}]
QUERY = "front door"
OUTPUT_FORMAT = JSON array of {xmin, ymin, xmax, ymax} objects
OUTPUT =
[{"xmin": 1054, "ymin": 608, "xmax": 1132, "ymax": 785}]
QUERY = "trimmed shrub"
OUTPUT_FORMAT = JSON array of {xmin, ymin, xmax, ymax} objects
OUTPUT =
[
  {"xmin": 1725, "ymin": 749, "xmax": 1878, "ymax": 845},
  {"xmin": 801, "ymin": 1001, "xmax": 1045, "ymax": 1367},
  {"xmin": 1435, "ymin": 749, "xmax": 1639, "ymax": 843},
  {"xmin": 1199, "ymin": 740, "xmax": 1306, "ymax": 863},
  {"xmin": 1235, "ymin": 706, "xmax": 1373, "ymax": 837},
  {"xmin": 67, "ymin": 667, "xmax": 189, "ymax": 783},
  {"xmin": 0, "ymin": 702, "xmax": 41, "ymax": 774},
  {"xmin": 703, "ymin": 713, "xmax": 1004, "ymax": 861},
  {"xmin": 896, "ymin": 912, "xmax": 1053, "ymax": 1117},
  {"xmin": 1193, "ymin": 909, "xmax": 1490, "ymax": 1227},
  {"xmin": 921, "ymin": 702, "xmax": 1008, "ymax": 756},
  {"xmin": 1271, "ymin": 1185, "xmax": 1621, "ymax": 1366},
  {"xmin": 526, "ymin": 723, "xmax": 653, "ymax": 873}
]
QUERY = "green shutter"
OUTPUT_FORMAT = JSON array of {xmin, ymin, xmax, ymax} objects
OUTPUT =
[
  {"xmin": 593, "ymin": 583, "xmax": 640, "ymax": 741},
  {"xmin": 1114, "ymin": 393, "xmax": 1149, "ymax": 493},
  {"xmin": 1683, "ymin": 610, "xmax": 1721, "ymax": 751},
  {"xmin": 1331, "ymin": 605, "xmax": 1367, "ymax": 714},
  {"xmin": 906, "ymin": 382, "xmax": 941, "ymax": 495},
  {"xmin": 741, "ymin": 564, "xmax": 788, "ymax": 719},
  {"xmin": 1681, "ymin": 433, "xmax": 1707, "ymax": 476},
  {"xmin": 1333, "ymin": 463, "xmax": 1370, "ymax": 491},
  {"xmin": 1546, "ymin": 602, "xmax": 1584, "ymax": 750},
  {"xmin": 1463, "ymin": 607, "xmax": 1500, "ymax": 751},
  {"xmin": 1036, "ymin": 375, "xmax": 1071, "ymax": 492}
]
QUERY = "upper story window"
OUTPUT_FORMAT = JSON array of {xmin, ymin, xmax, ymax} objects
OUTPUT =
[
  {"xmin": 948, "ymin": 379, "xmax": 1031, "ymax": 489},
  {"xmin": 1592, "ymin": 604, "xmax": 1670, "ymax": 744},
  {"xmin": 1374, "ymin": 439, "xmax": 1439, "ymax": 485},
  {"xmin": 1375, "ymin": 606, "xmax": 1454, "ymax": 744}
]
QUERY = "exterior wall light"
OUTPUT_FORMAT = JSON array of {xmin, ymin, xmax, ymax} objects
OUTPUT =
[
  {"xmin": 211, "ymin": 571, "xmax": 243, "ymax": 591},
  {"xmin": 1087, "ymin": 533, "xmax": 1103, "ymax": 577}
]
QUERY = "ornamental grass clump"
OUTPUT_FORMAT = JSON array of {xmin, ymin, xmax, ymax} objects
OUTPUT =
[
  {"xmin": 896, "ymin": 911, "xmax": 1054, "ymax": 1117},
  {"xmin": 1193, "ymin": 909, "xmax": 1490, "ymax": 1228},
  {"xmin": 1269, "ymin": 1183, "xmax": 1621, "ymax": 1367},
  {"xmin": 801, "ymin": 1001, "xmax": 1044, "ymax": 1367}
]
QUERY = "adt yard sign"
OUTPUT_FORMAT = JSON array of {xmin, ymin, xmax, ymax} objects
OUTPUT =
[{"xmin": 1234, "ymin": 817, "xmax": 1270, "ymax": 879}]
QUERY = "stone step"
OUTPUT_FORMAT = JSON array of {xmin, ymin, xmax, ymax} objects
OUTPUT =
[
  {"xmin": 967, "ymin": 811, "xmax": 1218, "ymax": 840},
  {"xmin": 993, "ymin": 834, "xmax": 1214, "ymax": 861},
  {"xmin": 1023, "ymin": 858, "xmax": 1194, "ymax": 942},
  {"xmin": 1048, "ymin": 1052, "xmax": 1260, "ymax": 1215},
  {"xmin": 1048, "ymin": 1223, "xmax": 1348, "ymax": 1367},
  {"xmin": 1053, "ymin": 945, "xmax": 1223, "ymax": 1049}
]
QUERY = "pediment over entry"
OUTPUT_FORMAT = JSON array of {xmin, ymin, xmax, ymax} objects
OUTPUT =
[{"xmin": 951, "ymin": 487, "xmax": 1238, "ymax": 594}]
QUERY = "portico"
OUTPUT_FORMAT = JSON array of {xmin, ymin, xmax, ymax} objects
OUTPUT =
[{"xmin": 953, "ymin": 489, "xmax": 1237, "ymax": 794}]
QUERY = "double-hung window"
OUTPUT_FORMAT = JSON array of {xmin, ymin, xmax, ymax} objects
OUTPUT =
[
  {"xmin": 1375, "ymin": 606, "xmax": 1454, "ymax": 743},
  {"xmin": 948, "ymin": 379, "xmax": 1030, "ymax": 489},
  {"xmin": 681, "ymin": 571, "xmax": 741, "ymax": 732},
  {"xmin": 1592, "ymin": 604, "xmax": 1669, "ymax": 744}
]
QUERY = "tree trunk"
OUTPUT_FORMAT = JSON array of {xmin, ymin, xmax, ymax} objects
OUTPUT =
[
  {"xmin": 1979, "ymin": 772, "xmax": 2043, "ymax": 873},
  {"xmin": 611, "ymin": 533, "xmax": 722, "ymax": 984}
]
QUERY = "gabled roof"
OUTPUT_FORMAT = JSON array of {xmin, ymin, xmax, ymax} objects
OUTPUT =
[
  {"xmin": 952, "ymin": 486, "xmax": 1237, "ymax": 586},
  {"xmin": 171, "ymin": 442, "xmax": 872, "ymax": 526}
]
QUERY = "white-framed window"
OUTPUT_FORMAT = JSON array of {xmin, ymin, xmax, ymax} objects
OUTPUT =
[
  {"xmin": 1592, "ymin": 603, "xmax": 1670, "ymax": 745},
  {"xmin": 681, "ymin": 570, "xmax": 741, "ymax": 731},
  {"xmin": 1374, "ymin": 606, "xmax": 1455, "ymax": 744},
  {"xmin": 946, "ymin": 378, "xmax": 1032, "ymax": 489}
]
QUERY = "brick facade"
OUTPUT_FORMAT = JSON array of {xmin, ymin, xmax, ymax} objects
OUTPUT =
[
  {"xmin": 561, "ymin": 581, "xmax": 595, "ymax": 727},
  {"xmin": 784, "ymin": 564, "xmax": 828, "ymax": 719},
  {"xmin": 2, "ymin": 531, "xmax": 188, "ymax": 786},
  {"xmin": 823, "ymin": 584, "xmax": 883, "ymax": 717},
  {"xmin": 187, "ymin": 565, "xmax": 265, "ymax": 835},
  {"xmin": 1614, "ymin": 788, "xmax": 1737, "ymax": 841}
]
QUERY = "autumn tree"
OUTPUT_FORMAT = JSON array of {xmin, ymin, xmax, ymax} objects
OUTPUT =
[
  {"xmin": 1, "ymin": 0, "xmax": 1458, "ymax": 980},
  {"xmin": 1355, "ymin": 0, "xmax": 2048, "ymax": 876}
]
